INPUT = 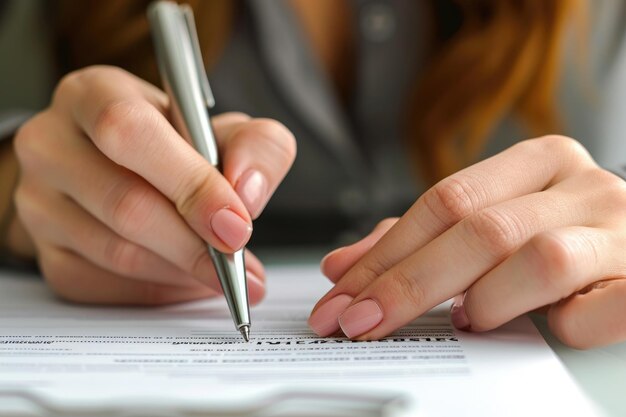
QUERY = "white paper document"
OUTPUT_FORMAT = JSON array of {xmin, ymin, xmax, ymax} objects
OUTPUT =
[{"xmin": 0, "ymin": 264, "xmax": 599, "ymax": 416}]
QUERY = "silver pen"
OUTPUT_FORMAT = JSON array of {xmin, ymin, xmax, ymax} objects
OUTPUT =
[{"xmin": 148, "ymin": 1, "xmax": 251, "ymax": 341}]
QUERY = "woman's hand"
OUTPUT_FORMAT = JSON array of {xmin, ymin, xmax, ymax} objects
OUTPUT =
[
  {"xmin": 12, "ymin": 66, "xmax": 296, "ymax": 305},
  {"xmin": 309, "ymin": 135, "xmax": 626, "ymax": 349}
]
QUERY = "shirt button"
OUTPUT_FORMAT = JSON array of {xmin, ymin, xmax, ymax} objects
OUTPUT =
[{"xmin": 360, "ymin": 2, "xmax": 397, "ymax": 42}]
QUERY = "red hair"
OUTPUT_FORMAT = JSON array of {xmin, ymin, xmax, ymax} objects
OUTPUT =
[{"xmin": 411, "ymin": 0, "xmax": 584, "ymax": 182}]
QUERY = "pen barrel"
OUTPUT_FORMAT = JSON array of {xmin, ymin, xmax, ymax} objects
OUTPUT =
[
  {"xmin": 209, "ymin": 248, "xmax": 251, "ymax": 329},
  {"xmin": 148, "ymin": 1, "xmax": 220, "ymax": 166},
  {"xmin": 148, "ymin": 1, "xmax": 251, "ymax": 337}
]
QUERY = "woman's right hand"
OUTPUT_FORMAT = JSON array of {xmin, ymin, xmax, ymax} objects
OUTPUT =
[{"xmin": 12, "ymin": 66, "xmax": 296, "ymax": 305}]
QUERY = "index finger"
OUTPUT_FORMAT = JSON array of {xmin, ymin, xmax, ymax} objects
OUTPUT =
[
  {"xmin": 337, "ymin": 187, "xmax": 594, "ymax": 339},
  {"xmin": 68, "ymin": 68, "xmax": 253, "ymax": 253},
  {"xmin": 308, "ymin": 137, "xmax": 596, "ymax": 338},
  {"xmin": 312, "ymin": 136, "xmax": 595, "ymax": 310}
]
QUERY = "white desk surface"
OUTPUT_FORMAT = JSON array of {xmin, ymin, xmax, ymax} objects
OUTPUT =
[
  {"xmin": 533, "ymin": 316, "xmax": 626, "ymax": 417},
  {"xmin": 1, "ymin": 249, "xmax": 625, "ymax": 416}
]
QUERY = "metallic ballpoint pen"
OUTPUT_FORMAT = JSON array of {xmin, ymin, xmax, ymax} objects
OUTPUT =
[{"xmin": 148, "ymin": 1, "xmax": 251, "ymax": 341}]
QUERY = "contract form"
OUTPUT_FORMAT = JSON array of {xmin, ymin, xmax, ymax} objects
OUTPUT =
[{"xmin": 0, "ymin": 264, "xmax": 599, "ymax": 416}]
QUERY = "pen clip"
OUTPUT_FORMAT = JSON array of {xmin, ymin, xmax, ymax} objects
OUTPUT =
[{"xmin": 180, "ymin": 4, "xmax": 216, "ymax": 109}]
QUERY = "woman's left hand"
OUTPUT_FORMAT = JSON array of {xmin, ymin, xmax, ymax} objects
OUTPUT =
[{"xmin": 308, "ymin": 135, "xmax": 626, "ymax": 349}]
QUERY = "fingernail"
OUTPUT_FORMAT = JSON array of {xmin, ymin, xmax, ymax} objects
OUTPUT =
[
  {"xmin": 211, "ymin": 208, "xmax": 252, "ymax": 251},
  {"xmin": 338, "ymin": 299, "xmax": 383, "ymax": 338},
  {"xmin": 308, "ymin": 294, "xmax": 353, "ymax": 337},
  {"xmin": 450, "ymin": 294, "xmax": 471, "ymax": 330},
  {"xmin": 235, "ymin": 170, "xmax": 268, "ymax": 218}
]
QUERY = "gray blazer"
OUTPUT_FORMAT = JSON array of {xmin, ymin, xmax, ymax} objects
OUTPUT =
[{"xmin": 1, "ymin": 0, "xmax": 625, "ymax": 249}]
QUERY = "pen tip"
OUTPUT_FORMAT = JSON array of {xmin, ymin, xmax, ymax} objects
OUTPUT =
[{"xmin": 240, "ymin": 325, "xmax": 250, "ymax": 342}]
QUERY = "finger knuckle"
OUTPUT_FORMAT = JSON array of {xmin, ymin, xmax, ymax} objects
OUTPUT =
[
  {"xmin": 534, "ymin": 134, "xmax": 576, "ymax": 151},
  {"xmin": 54, "ymin": 67, "xmax": 134, "ymax": 108},
  {"xmin": 588, "ymin": 167, "xmax": 620, "ymax": 185},
  {"xmin": 612, "ymin": 187, "xmax": 626, "ymax": 215},
  {"xmin": 526, "ymin": 233, "xmax": 575, "ymax": 296},
  {"xmin": 73, "ymin": 66, "xmax": 131, "ymax": 88},
  {"xmin": 82, "ymin": 65, "xmax": 130, "ymax": 80},
  {"xmin": 13, "ymin": 183, "xmax": 46, "ymax": 231},
  {"xmin": 388, "ymin": 267, "xmax": 426, "ymax": 308},
  {"xmin": 13, "ymin": 122, "xmax": 36, "ymax": 163},
  {"xmin": 216, "ymin": 111, "xmax": 251, "ymax": 124},
  {"xmin": 67, "ymin": 65, "xmax": 129, "ymax": 93},
  {"xmin": 13, "ymin": 181, "xmax": 36, "ymax": 215},
  {"xmin": 104, "ymin": 179, "xmax": 155, "ymax": 239},
  {"xmin": 533, "ymin": 135, "xmax": 592, "ymax": 164},
  {"xmin": 13, "ymin": 114, "xmax": 51, "ymax": 170},
  {"xmin": 241, "ymin": 118, "xmax": 297, "ymax": 163},
  {"xmin": 593, "ymin": 169, "xmax": 626, "ymax": 205},
  {"xmin": 52, "ymin": 71, "xmax": 84, "ymax": 107},
  {"xmin": 463, "ymin": 208, "xmax": 523, "ymax": 257},
  {"xmin": 92, "ymin": 99, "xmax": 153, "ymax": 157},
  {"xmin": 424, "ymin": 176, "xmax": 483, "ymax": 228}
]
